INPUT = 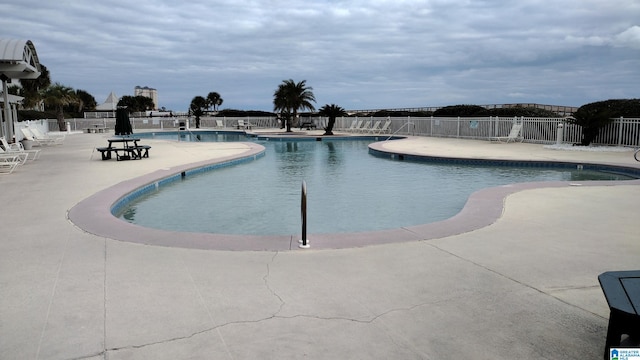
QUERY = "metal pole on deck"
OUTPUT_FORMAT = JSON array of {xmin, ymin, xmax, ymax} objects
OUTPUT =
[
  {"xmin": 556, "ymin": 122, "xmax": 564, "ymax": 145},
  {"xmin": 299, "ymin": 180, "xmax": 310, "ymax": 248}
]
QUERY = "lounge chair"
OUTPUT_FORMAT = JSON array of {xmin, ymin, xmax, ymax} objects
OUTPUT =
[
  {"xmin": 367, "ymin": 120, "xmax": 382, "ymax": 134},
  {"xmin": 346, "ymin": 119, "xmax": 358, "ymax": 131},
  {"xmin": 216, "ymin": 120, "xmax": 224, "ymax": 128},
  {"xmin": 357, "ymin": 120, "xmax": 372, "ymax": 133},
  {"xmin": 0, "ymin": 145, "xmax": 28, "ymax": 164},
  {"xmin": 0, "ymin": 159, "xmax": 20, "ymax": 174},
  {"xmin": 377, "ymin": 120, "xmax": 392, "ymax": 134},
  {"xmin": 21, "ymin": 128, "xmax": 59, "ymax": 146},
  {"xmin": 1, "ymin": 137, "xmax": 41, "ymax": 160},
  {"xmin": 490, "ymin": 123, "xmax": 524, "ymax": 143},
  {"xmin": 236, "ymin": 120, "xmax": 252, "ymax": 130},
  {"xmin": 349, "ymin": 120, "xmax": 362, "ymax": 132},
  {"xmin": 30, "ymin": 128, "xmax": 65, "ymax": 144}
]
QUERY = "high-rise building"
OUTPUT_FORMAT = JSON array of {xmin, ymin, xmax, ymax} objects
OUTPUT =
[{"xmin": 134, "ymin": 86, "xmax": 158, "ymax": 110}]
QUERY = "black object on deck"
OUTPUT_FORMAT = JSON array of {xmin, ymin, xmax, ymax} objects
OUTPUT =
[{"xmin": 598, "ymin": 270, "xmax": 640, "ymax": 359}]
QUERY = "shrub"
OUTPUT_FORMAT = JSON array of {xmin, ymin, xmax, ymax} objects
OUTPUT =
[
  {"xmin": 17, "ymin": 109, "xmax": 59, "ymax": 121},
  {"xmin": 371, "ymin": 110, "xmax": 433, "ymax": 117},
  {"xmin": 432, "ymin": 105, "xmax": 489, "ymax": 117},
  {"xmin": 486, "ymin": 106, "xmax": 561, "ymax": 118},
  {"xmin": 567, "ymin": 99, "xmax": 640, "ymax": 145},
  {"xmin": 217, "ymin": 109, "xmax": 276, "ymax": 117}
]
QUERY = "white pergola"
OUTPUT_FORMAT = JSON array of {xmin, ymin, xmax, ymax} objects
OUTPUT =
[{"xmin": 0, "ymin": 39, "xmax": 41, "ymax": 141}]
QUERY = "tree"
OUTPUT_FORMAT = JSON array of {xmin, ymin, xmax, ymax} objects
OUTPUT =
[
  {"xmin": 206, "ymin": 92, "xmax": 223, "ymax": 112},
  {"xmin": 117, "ymin": 95, "xmax": 154, "ymax": 113},
  {"xmin": 117, "ymin": 96, "xmax": 135, "ymax": 111},
  {"xmin": 41, "ymin": 83, "xmax": 78, "ymax": 131},
  {"xmin": 273, "ymin": 79, "xmax": 316, "ymax": 132},
  {"xmin": 318, "ymin": 104, "xmax": 347, "ymax": 135},
  {"xmin": 566, "ymin": 99, "xmax": 640, "ymax": 146},
  {"xmin": 69, "ymin": 89, "xmax": 97, "ymax": 115},
  {"xmin": 18, "ymin": 64, "xmax": 51, "ymax": 109},
  {"xmin": 190, "ymin": 96, "xmax": 207, "ymax": 128}
]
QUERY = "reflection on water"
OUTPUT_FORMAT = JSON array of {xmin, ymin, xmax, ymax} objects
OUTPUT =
[
  {"xmin": 121, "ymin": 207, "xmax": 136, "ymax": 221},
  {"xmin": 325, "ymin": 142, "xmax": 343, "ymax": 169},
  {"xmin": 118, "ymin": 137, "xmax": 633, "ymax": 236}
]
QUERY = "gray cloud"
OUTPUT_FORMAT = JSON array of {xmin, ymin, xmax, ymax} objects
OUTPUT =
[{"xmin": 2, "ymin": 0, "xmax": 638, "ymax": 111}]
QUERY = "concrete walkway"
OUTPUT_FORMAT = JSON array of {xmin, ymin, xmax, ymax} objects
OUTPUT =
[{"xmin": 1, "ymin": 131, "xmax": 638, "ymax": 359}]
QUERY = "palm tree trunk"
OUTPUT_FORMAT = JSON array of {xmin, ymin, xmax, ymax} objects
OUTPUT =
[
  {"xmin": 287, "ymin": 110, "xmax": 296, "ymax": 132},
  {"xmin": 57, "ymin": 105, "xmax": 66, "ymax": 131},
  {"xmin": 324, "ymin": 116, "xmax": 336, "ymax": 135}
]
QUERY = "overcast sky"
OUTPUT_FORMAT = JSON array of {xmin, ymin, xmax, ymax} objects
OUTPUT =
[{"xmin": 2, "ymin": 0, "xmax": 639, "ymax": 112}]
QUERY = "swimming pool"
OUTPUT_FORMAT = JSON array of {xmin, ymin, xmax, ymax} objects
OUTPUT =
[{"xmin": 114, "ymin": 131, "xmax": 634, "ymax": 236}]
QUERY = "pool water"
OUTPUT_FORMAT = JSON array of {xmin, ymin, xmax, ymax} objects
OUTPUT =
[{"xmin": 116, "ymin": 133, "xmax": 633, "ymax": 236}]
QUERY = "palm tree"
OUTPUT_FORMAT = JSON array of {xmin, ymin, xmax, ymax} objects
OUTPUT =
[
  {"xmin": 273, "ymin": 79, "xmax": 316, "ymax": 132},
  {"xmin": 20, "ymin": 64, "xmax": 51, "ymax": 110},
  {"xmin": 190, "ymin": 96, "xmax": 207, "ymax": 128},
  {"xmin": 206, "ymin": 92, "xmax": 223, "ymax": 113},
  {"xmin": 41, "ymin": 83, "xmax": 78, "ymax": 131},
  {"xmin": 72, "ymin": 89, "xmax": 97, "ymax": 114},
  {"xmin": 318, "ymin": 104, "xmax": 347, "ymax": 135}
]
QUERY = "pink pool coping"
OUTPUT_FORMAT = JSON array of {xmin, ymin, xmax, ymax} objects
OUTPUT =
[{"xmin": 68, "ymin": 141, "xmax": 640, "ymax": 251}]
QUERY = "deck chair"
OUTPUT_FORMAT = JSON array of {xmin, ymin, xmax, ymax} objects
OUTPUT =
[
  {"xmin": 367, "ymin": 120, "xmax": 382, "ymax": 133},
  {"xmin": 490, "ymin": 124, "xmax": 524, "ymax": 143},
  {"xmin": 377, "ymin": 120, "xmax": 392, "ymax": 134},
  {"xmin": 216, "ymin": 120, "xmax": 224, "ymax": 128},
  {"xmin": 0, "ymin": 145, "xmax": 28, "ymax": 164},
  {"xmin": 236, "ymin": 119, "xmax": 252, "ymax": 130},
  {"xmin": 357, "ymin": 120, "xmax": 372, "ymax": 133},
  {"xmin": 0, "ymin": 159, "xmax": 20, "ymax": 174},
  {"xmin": 30, "ymin": 128, "xmax": 65, "ymax": 144},
  {"xmin": 349, "ymin": 120, "xmax": 362, "ymax": 132},
  {"xmin": 21, "ymin": 128, "xmax": 58, "ymax": 146},
  {"xmin": 346, "ymin": 119, "xmax": 358, "ymax": 131},
  {"xmin": 1, "ymin": 137, "xmax": 41, "ymax": 160}
]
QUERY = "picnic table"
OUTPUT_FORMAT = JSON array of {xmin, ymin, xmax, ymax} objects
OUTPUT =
[
  {"xmin": 299, "ymin": 121, "xmax": 317, "ymax": 130},
  {"xmin": 598, "ymin": 270, "xmax": 640, "ymax": 359},
  {"xmin": 96, "ymin": 137, "xmax": 151, "ymax": 161}
]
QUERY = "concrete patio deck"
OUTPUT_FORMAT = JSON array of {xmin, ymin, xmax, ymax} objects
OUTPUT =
[{"xmin": 1, "ymin": 130, "xmax": 638, "ymax": 359}]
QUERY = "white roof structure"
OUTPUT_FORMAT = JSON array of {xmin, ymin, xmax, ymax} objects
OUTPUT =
[
  {"xmin": 96, "ymin": 91, "xmax": 119, "ymax": 111},
  {"xmin": 0, "ymin": 92, "xmax": 24, "ymax": 104},
  {"xmin": 0, "ymin": 39, "xmax": 41, "ymax": 80},
  {"xmin": 0, "ymin": 39, "xmax": 42, "ymax": 140}
]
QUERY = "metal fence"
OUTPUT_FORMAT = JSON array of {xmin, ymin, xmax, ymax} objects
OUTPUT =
[
  {"xmin": 38, "ymin": 115, "xmax": 640, "ymax": 147},
  {"xmin": 333, "ymin": 116, "xmax": 640, "ymax": 146}
]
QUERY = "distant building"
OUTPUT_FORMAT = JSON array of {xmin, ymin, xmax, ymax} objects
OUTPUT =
[{"xmin": 134, "ymin": 86, "xmax": 158, "ymax": 110}]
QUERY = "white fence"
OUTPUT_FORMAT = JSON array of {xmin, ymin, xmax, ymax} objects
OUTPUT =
[
  {"xmin": 43, "ymin": 116, "xmax": 285, "ymax": 135},
  {"xmin": 37, "ymin": 115, "xmax": 640, "ymax": 147},
  {"xmin": 333, "ymin": 116, "xmax": 640, "ymax": 146}
]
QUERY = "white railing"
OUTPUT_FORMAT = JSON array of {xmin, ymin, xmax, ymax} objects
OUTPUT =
[
  {"xmin": 333, "ymin": 116, "xmax": 640, "ymax": 146},
  {"xmin": 41, "ymin": 116, "xmax": 640, "ymax": 147}
]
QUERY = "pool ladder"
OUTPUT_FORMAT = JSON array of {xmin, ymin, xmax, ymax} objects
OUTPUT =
[
  {"xmin": 178, "ymin": 128, "xmax": 201, "ymax": 141},
  {"xmin": 385, "ymin": 122, "xmax": 415, "ymax": 141},
  {"xmin": 299, "ymin": 180, "xmax": 310, "ymax": 248}
]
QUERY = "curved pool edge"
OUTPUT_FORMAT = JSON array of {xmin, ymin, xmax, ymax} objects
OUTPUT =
[
  {"xmin": 68, "ymin": 139, "xmax": 640, "ymax": 252},
  {"xmin": 368, "ymin": 141, "xmax": 640, "ymax": 178}
]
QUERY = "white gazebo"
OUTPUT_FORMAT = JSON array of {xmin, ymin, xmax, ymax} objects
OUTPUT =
[
  {"xmin": 0, "ymin": 39, "xmax": 41, "ymax": 141},
  {"xmin": 96, "ymin": 92, "xmax": 119, "ymax": 110}
]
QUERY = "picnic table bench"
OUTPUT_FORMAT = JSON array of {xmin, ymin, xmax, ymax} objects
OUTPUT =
[
  {"xmin": 598, "ymin": 270, "xmax": 640, "ymax": 359},
  {"xmin": 85, "ymin": 124, "xmax": 109, "ymax": 133},
  {"xmin": 299, "ymin": 121, "xmax": 316, "ymax": 130},
  {"xmin": 96, "ymin": 137, "xmax": 151, "ymax": 161}
]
